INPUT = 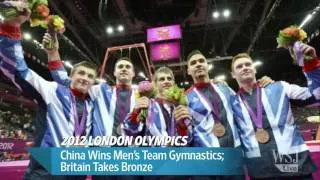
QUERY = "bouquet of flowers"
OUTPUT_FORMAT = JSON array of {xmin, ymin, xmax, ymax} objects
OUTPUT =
[
  {"xmin": 276, "ymin": 25, "xmax": 307, "ymax": 47},
  {"xmin": 136, "ymin": 81, "xmax": 156, "ymax": 122},
  {"xmin": 42, "ymin": 15, "xmax": 65, "ymax": 49},
  {"xmin": 163, "ymin": 85, "xmax": 188, "ymax": 136},
  {"xmin": 44, "ymin": 15, "xmax": 65, "ymax": 32},
  {"xmin": 0, "ymin": 0, "xmax": 49, "ymax": 25},
  {"xmin": 0, "ymin": 1, "xmax": 65, "ymax": 47},
  {"xmin": 0, "ymin": 1, "xmax": 26, "ymax": 21},
  {"xmin": 276, "ymin": 25, "xmax": 311, "ymax": 66},
  {"xmin": 28, "ymin": 0, "xmax": 50, "ymax": 27},
  {"xmin": 164, "ymin": 85, "xmax": 187, "ymax": 106}
]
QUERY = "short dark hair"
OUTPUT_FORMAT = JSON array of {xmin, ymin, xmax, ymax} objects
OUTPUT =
[
  {"xmin": 186, "ymin": 49, "xmax": 205, "ymax": 62},
  {"xmin": 70, "ymin": 61, "xmax": 98, "ymax": 77},
  {"xmin": 114, "ymin": 57, "xmax": 133, "ymax": 69},
  {"xmin": 231, "ymin": 53, "xmax": 252, "ymax": 71}
]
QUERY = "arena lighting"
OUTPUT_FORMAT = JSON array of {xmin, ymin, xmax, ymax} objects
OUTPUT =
[
  {"xmin": 212, "ymin": 11, "xmax": 220, "ymax": 18},
  {"xmin": 23, "ymin": 33, "xmax": 32, "ymax": 40},
  {"xmin": 208, "ymin": 64, "xmax": 214, "ymax": 70},
  {"xmin": 215, "ymin": 75, "xmax": 226, "ymax": 81},
  {"xmin": 222, "ymin": 9, "xmax": 231, "ymax": 18},
  {"xmin": 299, "ymin": 3, "xmax": 320, "ymax": 28},
  {"xmin": 64, "ymin": 61, "xmax": 73, "ymax": 68},
  {"xmin": 117, "ymin": 25, "xmax": 124, "ymax": 32},
  {"xmin": 299, "ymin": 14, "xmax": 313, "ymax": 28},
  {"xmin": 106, "ymin": 26, "xmax": 114, "ymax": 34},
  {"xmin": 138, "ymin": 72, "xmax": 146, "ymax": 78},
  {"xmin": 253, "ymin": 60, "xmax": 263, "ymax": 67}
]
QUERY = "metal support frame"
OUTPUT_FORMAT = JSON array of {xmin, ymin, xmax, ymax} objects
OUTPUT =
[
  {"xmin": 220, "ymin": 0, "xmax": 257, "ymax": 55},
  {"xmin": 99, "ymin": 43, "xmax": 152, "ymax": 80},
  {"xmin": 247, "ymin": 0, "xmax": 282, "ymax": 52},
  {"xmin": 153, "ymin": 56, "xmax": 233, "ymax": 67}
]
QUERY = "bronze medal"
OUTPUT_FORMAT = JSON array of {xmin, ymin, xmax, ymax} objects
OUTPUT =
[
  {"xmin": 255, "ymin": 128, "xmax": 270, "ymax": 144},
  {"xmin": 212, "ymin": 122, "xmax": 226, "ymax": 137}
]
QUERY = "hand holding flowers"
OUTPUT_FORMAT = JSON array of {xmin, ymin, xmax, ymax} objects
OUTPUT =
[
  {"xmin": 135, "ymin": 81, "xmax": 156, "ymax": 122},
  {"xmin": 277, "ymin": 25, "xmax": 314, "ymax": 66}
]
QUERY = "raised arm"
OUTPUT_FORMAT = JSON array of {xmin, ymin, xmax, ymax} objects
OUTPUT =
[
  {"xmin": 42, "ymin": 33, "xmax": 71, "ymax": 87},
  {"xmin": 42, "ymin": 33, "xmax": 113, "ymax": 101},
  {"xmin": 0, "ymin": 3, "xmax": 57, "ymax": 103},
  {"xmin": 285, "ymin": 43, "xmax": 320, "ymax": 103}
]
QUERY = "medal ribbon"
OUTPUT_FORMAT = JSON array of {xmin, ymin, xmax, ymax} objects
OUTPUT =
[
  {"xmin": 156, "ymin": 99, "xmax": 176, "ymax": 136},
  {"xmin": 239, "ymin": 87, "xmax": 263, "ymax": 129},
  {"xmin": 157, "ymin": 99, "xmax": 176, "ymax": 136},
  {"xmin": 196, "ymin": 85, "xmax": 221, "ymax": 124},
  {"xmin": 71, "ymin": 96, "xmax": 88, "ymax": 136},
  {"xmin": 168, "ymin": 105, "xmax": 176, "ymax": 136},
  {"xmin": 116, "ymin": 88, "xmax": 132, "ymax": 123}
]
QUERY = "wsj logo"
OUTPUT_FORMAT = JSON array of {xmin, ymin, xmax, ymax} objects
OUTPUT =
[{"xmin": 272, "ymin": 150, "xmax": 298, "ymax": 172}]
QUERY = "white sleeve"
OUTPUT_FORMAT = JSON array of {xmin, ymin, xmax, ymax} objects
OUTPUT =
[
  {"xmin": 24, "ymin": 69, "xmax": 58, "ymax": 103},
  {"xmin": 281, "ymin": 81, "xmax": 312, "ymax": 100}
]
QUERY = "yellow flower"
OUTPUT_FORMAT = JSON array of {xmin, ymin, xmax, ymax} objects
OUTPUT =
[
  {"xmin": 30, "ymin": 18, "xmax": 41, "ymax": 27},
  {"xmin": 298, "ymin": 29, "xmax": 307, "ymax": 41},
  {"xmin": 52, "ymin": 16, "xmax": 64, "ymax": 31}
]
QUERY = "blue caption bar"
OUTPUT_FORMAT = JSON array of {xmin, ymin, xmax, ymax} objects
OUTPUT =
[{"xmin": 28, "ymin": 147, "xmax": 244, "ymax": 175}]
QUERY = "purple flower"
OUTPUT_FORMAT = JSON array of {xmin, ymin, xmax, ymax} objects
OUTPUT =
[{"xmin": 138, "ymin": 81, "xmax": 155, "ymax": 97}]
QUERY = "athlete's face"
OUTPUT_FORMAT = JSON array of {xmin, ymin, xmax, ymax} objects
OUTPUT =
[
  {"xmin": 231, "ymin": 57, "xmax": 256, "ymax": 84},
  {"xmin": 187, "ymin": 54, "xmax": 209, "ymax": 82},
  {"xmin": 114, "ymin": 60, "xmax": 135, "ymax": 84},
  {"xmin": 70, "ymin": 66, "xmax": 96, "ymax": 94},
  {"xmin": 155, "ymin": 72, "xmax": 175, "ymax": 97}
]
